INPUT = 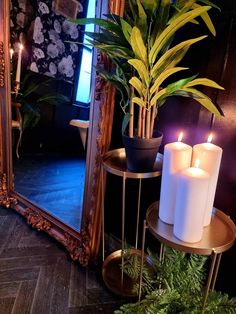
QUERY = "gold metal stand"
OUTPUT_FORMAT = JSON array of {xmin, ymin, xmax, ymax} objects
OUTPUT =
[
  {"xmin": 139, "ymin": 201, "xmax": 236, "ymax": 310},
  {"xmin": 101, "ymin": 148, "xmax": 162, "ymax": 296}
]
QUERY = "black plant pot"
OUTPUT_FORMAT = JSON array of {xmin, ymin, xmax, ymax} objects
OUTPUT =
[{"xmin": 122, "ymin": 131, "xmax": 163, "ymax": 173}]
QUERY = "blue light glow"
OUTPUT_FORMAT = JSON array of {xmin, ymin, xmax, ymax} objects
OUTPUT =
[{"xmin": 75, "ymin": 0, "xmax": 96, "ymax": 104}]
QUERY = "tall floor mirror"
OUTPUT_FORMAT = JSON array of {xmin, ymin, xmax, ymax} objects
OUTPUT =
[{"xmin": 0, "ymin": 0, "xmax": 124, "ymax": 265}]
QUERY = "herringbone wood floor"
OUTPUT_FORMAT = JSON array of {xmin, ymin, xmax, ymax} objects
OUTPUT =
[{"xmin": 0, "ymin": 207, "xmax": 125, "ymax": 314}]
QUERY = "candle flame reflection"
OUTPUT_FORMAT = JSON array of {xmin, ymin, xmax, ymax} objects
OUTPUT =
[
  {"xmin": 10, "ymin": 49, "xmax": 14, "ymax": 60},
  {"xmin": 207, "ymin": 133, "xmax": 213, "ymax": 143},
  {"xmin": 194, "ymin": 158, "xmax": 200, "ymax": 168},
  {"xmin": 178, "ymin": 132, "xmax": 183, "ymax": 142}
]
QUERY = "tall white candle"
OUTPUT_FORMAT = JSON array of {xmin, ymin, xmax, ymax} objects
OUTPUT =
[
  {"xmin": 192, "ymin": 134, "xmax": 222, "ymax": 226},
  {"xmin": 173, "ymin": 160, "xmax": 210, "ymax": 243},
  {"xmin": 159, "ymin": 133, "xmax": 192, "ymax": 224},
  {"xmin": 16, "ymin": 44, "xmax": 23, "ymax": 83}
]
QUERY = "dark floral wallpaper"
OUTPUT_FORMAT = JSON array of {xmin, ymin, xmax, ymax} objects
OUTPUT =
[{"xmin": 10, "ymin": 0, "xmax": 88, "ymax": 83}]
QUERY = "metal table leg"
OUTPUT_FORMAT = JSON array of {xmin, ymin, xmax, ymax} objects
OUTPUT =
[
  {"xmin": 159, "ymin": 243, "xmax": 165, "ymax": 263},
  {"xmin": 211, "ymin": 252, "xmax": 222, "ymax": 290},
  {"xmin": 138, "ymin": 219, "xmax": 147, "ymax": 301},
  {"xmin": 202, "ymin": 251, "xmax": 218, "ymax": 311},
  {"xmin": 121, "ymin": 173, "xmax": 126, "ymax": 290},
  {"xmin": 135, "ymin": 178, "xmax": 142, "ymax": 249},
  {"xmin": 101, "ymin": 166, "xmax": 105, "ymax": 262}
]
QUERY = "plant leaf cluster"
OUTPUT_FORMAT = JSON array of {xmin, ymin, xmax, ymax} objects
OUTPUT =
[
  {"xmin": 115, "ymin": 248, "xmax": 236, "ymax": 313},
  {"xmin": 12, "ymin": 71, "xmax": 70, "ymax": 130},
  {"xmin": 71, "ymin": 0, "xmax": 224, "ymax": 138}
]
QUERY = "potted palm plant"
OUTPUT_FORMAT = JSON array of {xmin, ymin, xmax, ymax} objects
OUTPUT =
[{"xmin": 71, "ymin": 0, "xmax": 223, "ymax": 172}]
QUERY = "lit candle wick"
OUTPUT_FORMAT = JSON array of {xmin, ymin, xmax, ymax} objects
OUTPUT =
[
  {"xmin": 207, "ymin": 133, "xmax": 213, "ymax": 143},
  {"xmin": 194, "ymin": 158, "xmax": 200, "ymax": 168},
  {"xmin": 178, "ymin": 132, "xmax": 183, "ymax": 142}
]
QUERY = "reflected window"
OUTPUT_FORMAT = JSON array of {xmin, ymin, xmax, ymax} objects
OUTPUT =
[{"xmin": 74, "ymin": 0, "xmax": 96, "ymax": 106}]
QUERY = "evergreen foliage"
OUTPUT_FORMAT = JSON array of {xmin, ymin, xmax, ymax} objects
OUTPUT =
[{"xmin": 115, "ymin": 248, "xmax": 236, "ymax": 314}]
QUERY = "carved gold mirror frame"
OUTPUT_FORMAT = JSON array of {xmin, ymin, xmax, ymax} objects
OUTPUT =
[{"xmin": 0, "ymin": 0, "xmax": 124, "ymax": 265}]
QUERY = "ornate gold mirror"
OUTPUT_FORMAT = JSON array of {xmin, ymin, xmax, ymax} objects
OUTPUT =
[{"xmin": 0, "ymin": 0, "xmax": 124, "ymax": 265}]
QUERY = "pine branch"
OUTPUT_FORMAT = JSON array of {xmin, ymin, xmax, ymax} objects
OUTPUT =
[{"xmin": 115, "ymin": 248, "xmax": 236, "ymax": 314}]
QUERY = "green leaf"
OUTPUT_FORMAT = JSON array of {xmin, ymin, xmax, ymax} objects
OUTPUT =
[
  {"xmin": 97, "ymin": 70, "xmax": 130, "ymax": 105},
  {"xmin": 168, "ymin": 1, "xmax": 198, "ymax": 26},
  {"xmin": 128, "ymin": 59, "xmax": 149, "ymax": 87},
  {"xmin": 149, "ymin": 0, "xmax": 170, "ymax": 46},
  {"xmin": 150, "ymin": 88, "xmax": 168, "ymax": 107},
  {"xmin": 35, "ymin": 94, "xmax": 67, "ymax": 105},
  {"xmin": 186, "ymin": 78, "xmax": 224, "ymax": 90},
  {"xmin": 150, "ymin": 67, "xmax": 188, "ymax": 95},
  {"xmin": 192, "ymin": 3, "xmax": 216, "ymax": 36},
  {"xmin": 136, "ymin": 0, "xmax": 148, "ymax": 37},
  {"xmin": 181, "ymin": 87, "xmax": 222, "ymax": 116},
  {"xmin": 151, "ymin": 35, "xmax": 207, "ymax": 79},
  {"xmin": 132, "ymin": 97, "xmax": 146, "ymax": 107},
  {"xmin": 166, "ymin": 75, "xmax": 198, "ymax": 92},
  {"xmin": 149, "ymin": 6, "xmax": 211, "ymax": 65},
  {"xmin": 130, "ymin": 27, "xmax": 147, "ymax": 64},
  {"xmin": 94, "ymin": 44, "xmax": 133, "ymax": 59},
  {"xmin": 120, "ymin": 19, "xmax": 132, "ymax": 43},
  {"xmin": 69, "ymin": 17, "xmax": 120, "ymax": 32},
  {"xmin": 84, "ymin": 31, "xmax": 127, "ymax": 47},
  {"xmin": 122, "ymin": 112, "xmax": 131, "ymax": 134},
  {"xmin": 197, "ymin": 0, "xmax": 221, "ymax": 11},
  {"xmin": 150, "ymin": 75, "xmax": 197, "ymax": 107},
  {"xmin": 160, "ymin": 0, "xmax": 171, "ymax": 27},
  {"xmin": 128, "ymin": 0, "xmax": 138, "ymax": 22},
  {"xmin": 129, "ymin": 77, "xmax": 144, "ymax": 96},
  {"xmin": 142, "ymin": 0, "xmax": 160, "ymax": 16}
]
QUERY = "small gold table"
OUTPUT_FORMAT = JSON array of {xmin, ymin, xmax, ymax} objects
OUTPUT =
[
  {"xmin": 139, "ymin": 201, "xmax": 236, "ymax": 310},
  {"xmin": 101, "ymin": 148, "xmax": 162, "ymax": 296}
]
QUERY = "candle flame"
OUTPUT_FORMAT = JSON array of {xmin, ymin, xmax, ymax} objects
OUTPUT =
[
  {"xmin": 19, "ymin": 43, "xmax": 24, "ymax": 51},
  {"xmin": 207, "ymin": 133, "xmax": 213, "ymax": 143},
  {"xmin": 194, "ymin": 158, "xmax": 200, "ymax": 168},
  {"xmin": 10, "ymin": 49, "xmax": 14, "ymax": 60},
  {"xmin": 178, "ymin": 132, "xmax": 183, "ymax": 142}
]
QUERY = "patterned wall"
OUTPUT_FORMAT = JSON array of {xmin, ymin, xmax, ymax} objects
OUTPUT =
[{"xmin": 10, "ymin": 0, "xmax": 88, "ymax": 83}]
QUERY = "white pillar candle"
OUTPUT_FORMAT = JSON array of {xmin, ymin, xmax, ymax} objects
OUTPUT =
[
  {"xmin": 192, "ymin": 135, "xmax": 222, "ymax": 226},
  {"xmin": 173, "ymin": 162, "xmax": 210, "ymax": 243},
  {"xmin": 16, "ymin": 44, "xmax": 23, "ymax": 83},
  {"xmin": 159, "ymin": 133, "xmax": 192, "ymax": 224}
]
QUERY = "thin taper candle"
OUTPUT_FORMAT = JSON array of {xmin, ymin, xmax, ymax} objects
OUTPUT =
[{"xmin": 15, "ymin": 44, "xmax": 23, "ymax": 83}]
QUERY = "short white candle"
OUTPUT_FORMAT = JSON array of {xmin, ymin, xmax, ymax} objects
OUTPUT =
[
  {"xmin": 192, "ymin": 134, "xmax": 222, "ymax": 226},
  {"xmin": 16, "ymin": 44, "xmax": 23, "ymax": 83},
  {"xmin": 173, "ymin": 160, "xmax": 210, "ymax": 243},
  {"xmin": 159, "ymin": 132, "xmax": 192, "ymax": 224}
]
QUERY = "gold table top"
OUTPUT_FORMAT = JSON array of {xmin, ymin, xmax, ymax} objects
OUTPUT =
[
  {"xmin": 102, "ymin": 148, "xmax": 162, "ymax": 178},
  {"xmin": 147, "ymin": 201, "xmax": 236, "ymax": 255}
]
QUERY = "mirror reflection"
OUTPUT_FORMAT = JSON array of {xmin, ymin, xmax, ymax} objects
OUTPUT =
[{"xmin": 10, "ymin": 0, "xmax": 95, "ymax": 231}]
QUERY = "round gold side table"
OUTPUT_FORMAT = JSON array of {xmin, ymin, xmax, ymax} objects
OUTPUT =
[
  {"xmin": 139, "ymin": 201, "xmax": 236, "ymax": 311},
  {"xmin": 101, "ymin": 148, "xmax": 162, "ymax": 296}
]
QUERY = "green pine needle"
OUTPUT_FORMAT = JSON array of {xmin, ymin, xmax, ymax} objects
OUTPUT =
[{"xmin": 115, "ymin": 248, "xmax": 236, "ymax": 314}]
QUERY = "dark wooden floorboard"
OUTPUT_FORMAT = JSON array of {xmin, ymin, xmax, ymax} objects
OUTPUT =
[
  {"xmin": 0, "ymin": 298, "xmax": 15, "ymax": 314},
  {"xmin": 0, "ymin": 283, "xmax": 19, "ymax": 299},
  {"xmin": 0, "ymin": 207, "xmax": 127, "ymax": 314},
  {"xmin": 11, "ymin": 280, "xmax": 37, "ymax": 314}
]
